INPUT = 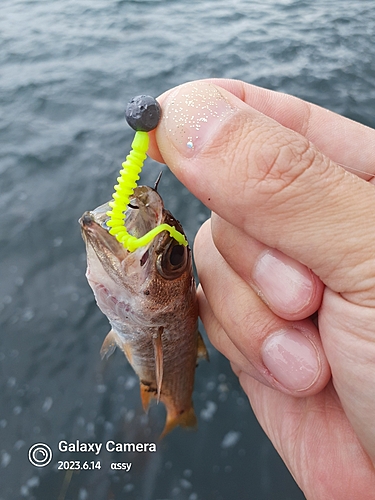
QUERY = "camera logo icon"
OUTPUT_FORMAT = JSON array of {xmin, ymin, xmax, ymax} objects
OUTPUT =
[{"xmin": 28, "ymin": 443, "xmax": 53, "ymax": 467}]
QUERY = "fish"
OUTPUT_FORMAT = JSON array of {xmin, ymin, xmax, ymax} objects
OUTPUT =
[{"xmin": 79, "ymin": 184, "xmax": 208, "ymax": 437}]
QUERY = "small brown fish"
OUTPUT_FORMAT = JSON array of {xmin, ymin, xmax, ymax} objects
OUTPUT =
[{"xmin": 79, "ymin": 185, "xmax": 208, "ymax": 437}]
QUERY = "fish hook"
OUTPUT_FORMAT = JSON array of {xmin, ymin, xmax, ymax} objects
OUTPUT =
[{"xmin": 154, "ymin": 171, "xmax": 163, "ymax": 192}]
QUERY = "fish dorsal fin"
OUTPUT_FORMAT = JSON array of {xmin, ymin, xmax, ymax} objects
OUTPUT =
[
  {"xmin": 197, "ymin": 331, "xmax": 209, "ymax": 362},
  {"xmin": 152, "ymin": 326, "xmax": 164, "ymax": 403},
  {"xmin": 100, "ymin": 330, "xmax": 117, "ymax": 360}
]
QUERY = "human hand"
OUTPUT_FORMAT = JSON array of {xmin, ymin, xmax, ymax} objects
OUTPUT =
[{"xmin": 148, "ymin": 79, "xmax": 375, "ymax": 499}]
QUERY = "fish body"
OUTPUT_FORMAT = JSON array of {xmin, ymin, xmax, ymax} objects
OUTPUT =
[{"xmin": 80, "ymin": 185, "xmax": 207, "ymax": 436}]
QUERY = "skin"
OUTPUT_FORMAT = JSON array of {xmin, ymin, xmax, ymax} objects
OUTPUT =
[{"xmin": 148, "ymin": 79, "xmax": 375, "ymax": 499}]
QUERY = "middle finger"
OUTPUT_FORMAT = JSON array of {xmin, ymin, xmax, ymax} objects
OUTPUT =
[
  {"xmin": 195, "ymin": 219, "xmax": 331, "ymax": 396},
  {"xmin": 211, "ymin": 212, "xmax": 325, "ymax": 321}
]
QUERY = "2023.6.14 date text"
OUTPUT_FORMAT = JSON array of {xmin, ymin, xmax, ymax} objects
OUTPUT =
[{"xmin": 57, "ymin": 460, "xmax": 101, "ymax": 470}]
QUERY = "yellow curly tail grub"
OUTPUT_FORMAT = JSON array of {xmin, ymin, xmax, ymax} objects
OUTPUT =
[{"xmin": 106, "ymin": 131, "xmax": 188, "ymax": 252}]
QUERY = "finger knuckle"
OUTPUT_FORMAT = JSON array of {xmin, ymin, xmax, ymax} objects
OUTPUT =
[{"xmin": 252, "ymin": 128, "xmax": 319, "ymax": 198}]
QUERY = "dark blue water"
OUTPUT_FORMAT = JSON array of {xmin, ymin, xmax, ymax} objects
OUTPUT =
[{"xmin": 1, "ymin": 1, "xmax": 375, "ymax": 499}]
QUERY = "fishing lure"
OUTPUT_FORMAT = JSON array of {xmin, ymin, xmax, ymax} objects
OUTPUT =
[{"xmin": 106, "ymin": 95, "xmax": 188, "ymax": 252}]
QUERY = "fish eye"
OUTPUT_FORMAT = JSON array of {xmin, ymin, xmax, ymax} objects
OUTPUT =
[
  {"xmin": 169, "ymin": 245, "xmax": 185, "ymax": 266},
  {"xmin": 156, "ymin": 242, "xmax": 188, "ymax": 280}
]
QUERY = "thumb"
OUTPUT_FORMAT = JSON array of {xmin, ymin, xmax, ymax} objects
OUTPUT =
[{"xmin": 153, "ymin": 81, "xmax": 375, "ymax": 306}]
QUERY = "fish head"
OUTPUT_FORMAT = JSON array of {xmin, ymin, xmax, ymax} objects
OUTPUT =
[{"xmin": 79, "ymin": 186, "xmax": 193, "ymax": 326}]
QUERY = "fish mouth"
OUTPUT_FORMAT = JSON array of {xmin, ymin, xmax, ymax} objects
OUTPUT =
[
  {"xmin": 79, "ymin": 186, "xmax": 176, "ymax": 267},
  {"xmin": 79, "ymin": 211, "xmax": 127, "ymax": 261},
  {"xmin": 80, "ymin": 185, "xmax": 190, "ymax": 290}
]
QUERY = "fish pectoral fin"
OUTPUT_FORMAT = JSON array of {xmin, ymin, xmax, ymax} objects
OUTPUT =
[
  {"xmin": 160, "ymin": 406, "xmax": 197, "ymax": 440},
  {"xmin": 152, "ymin": 326, "xmax": 164, "ymax": 404},
  {"xmin": 100, "ymin": 330, "xmax": 117, "ymax": 360},
  {"xmin": 197, "ymin": 331, "xmax": 209, "ymax": 362}
]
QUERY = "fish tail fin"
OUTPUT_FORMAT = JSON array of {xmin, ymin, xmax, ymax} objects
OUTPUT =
[{"xmin": 160, "ymin": 405, "xmax": 197, "ymax": 440}]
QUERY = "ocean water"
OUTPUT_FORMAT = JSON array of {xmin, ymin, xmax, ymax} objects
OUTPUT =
[{"xmin": 1, "ymin": 0, "xmax": 375, "ymax": 499}]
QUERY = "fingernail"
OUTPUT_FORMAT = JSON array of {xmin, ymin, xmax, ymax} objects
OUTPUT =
[
  {"xmin": 163, "ymin": 82, "xmax": 235, "ymax": 157},
  {"xmin": 261, "ymin": 329, "xmax": 320, "ymax": 391},
  {"xmin": 252, "ymin": 249, "xmax": 314, "ymax": 313}
]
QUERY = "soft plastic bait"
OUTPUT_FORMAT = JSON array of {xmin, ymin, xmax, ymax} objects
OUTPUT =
[{"xmin": 106, "ymin": 96, "xmax": 188, "ymax": 252}]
